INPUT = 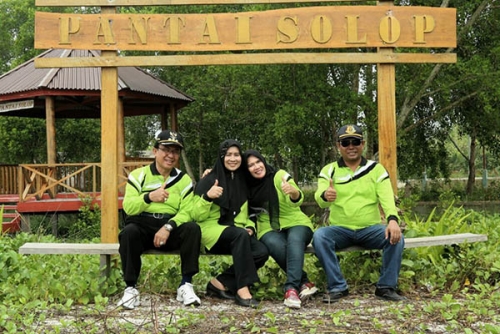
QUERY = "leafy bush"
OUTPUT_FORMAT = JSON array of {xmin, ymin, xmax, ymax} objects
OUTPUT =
[
  {"xmin": 68, "ymin": 196, "xmax": 101, "ymax": 240},
  {"xmin": 301, "ymin": 186, "xmax": 316, "ymax": 203},
  {"xmin": 402, "ymin": 204, "xmax": 499, "ymax": 293},
  {"xmin": 19, "ymin": 196, "xmax": 102, "ymax": 240},
  {"xmin": 403, "ymin": 178, "xmax": 500, "ymax": 202},
  {"xmin": 2, "ymin": 206, "xmax": 499, "ymax": 333}
]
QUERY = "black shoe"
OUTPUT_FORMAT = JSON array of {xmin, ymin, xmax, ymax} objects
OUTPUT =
[
  {"xmin": 206, "ymin": 281, "xmax": 235, "ymax": 300},
  {"xmin": 322, "ymin": 289, "xmax": 349, "ymax": 303},
  {"xmin": 235, "ymin": 293, "xmax": 259, "ymax": 308},
  {"xmin": 375, "ymin": 287, "xmax": 406, "ymax": 301}
]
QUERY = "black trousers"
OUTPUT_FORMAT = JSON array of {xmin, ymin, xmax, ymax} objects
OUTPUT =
[
  {"xmin": 209, "ymin": 226, "xmax": 269, "ymax": 293},
  {"xmin": 118, "ymin": 215, "xmax": 201, "ymax": 285}
]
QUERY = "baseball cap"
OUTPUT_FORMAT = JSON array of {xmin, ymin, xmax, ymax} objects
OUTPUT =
[
  {"xmin": 155, "ymin": 130, "xmax": 184, "ymax": 148},
  {"xmin": 336, "ymin": 124, "xmax": 363, "ymax": 141}
]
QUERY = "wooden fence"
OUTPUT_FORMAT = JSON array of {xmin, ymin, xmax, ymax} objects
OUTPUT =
[{"xmin": 0, "ymin": 161, "xmax": 151, "ymax": 200}]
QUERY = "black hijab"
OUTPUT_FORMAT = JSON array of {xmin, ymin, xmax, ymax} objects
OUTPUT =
[
  {"xmin": 243, "ymin": 150, "xmax": 280, "ymax": 230},
  {"xmin": 195, "ymin": 139, "xmax": 248, "ymax": 225}
]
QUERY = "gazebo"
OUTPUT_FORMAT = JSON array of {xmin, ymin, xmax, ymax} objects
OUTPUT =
[{"xmin": 0, "ymin": 49, "xmax": 193, "ymax": 232}]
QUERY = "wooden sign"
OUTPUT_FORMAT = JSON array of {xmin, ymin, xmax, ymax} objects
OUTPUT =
[
  {"xmin": 0, "ymin": 100, "xmax": 35, "ymax": 112},
  {"xmin": 36, "ymin": 0, "xmax": 367, "ymax": 6},
  {"xmin": 35, "ymin": 6, "xmax": 456, "ymax": 52}
]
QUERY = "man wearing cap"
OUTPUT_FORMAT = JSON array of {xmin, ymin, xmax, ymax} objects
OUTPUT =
[
  {"xmin": 117, "ymin": 130, "xmax": 202, "ymax": 309},
  {"xmin": 313, "ymin": 124, "xmax": 405, "ymax": 302}
]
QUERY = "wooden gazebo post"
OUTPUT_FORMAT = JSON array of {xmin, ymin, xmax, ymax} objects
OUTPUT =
[
  {"xmin": 45, "ymin": 97, "xmax": 56, "ymax": 165},
  {"xmin": 169, "ymin": 103, "xmax": 178, "ymax": 131},
  {"xmin": 45, "ymin": 96, "xmax": 57, "ymax": 198},
  {"xmin": 45, "ymin": 96, "xmax": 58, "ymax": 233},
  {"xmin": 117, "ymin": 99, "xmax": 127, "ymax": 194}
]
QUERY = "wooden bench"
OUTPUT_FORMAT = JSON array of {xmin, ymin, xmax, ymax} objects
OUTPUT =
[{"xmin": 19, "ymin": 233, "xmax": 487, "ymax": 277}]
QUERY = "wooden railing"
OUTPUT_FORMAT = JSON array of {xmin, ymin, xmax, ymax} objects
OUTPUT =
[
  {"xmin": 0, "ymin": 161, "xmax": 151, "ymax": 201},
  {"xmin": 0, "ymin": 164, "xmax": 18, "ymax": 195}
]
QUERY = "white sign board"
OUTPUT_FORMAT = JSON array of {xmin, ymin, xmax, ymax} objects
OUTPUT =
[{"xmin": 0, "ymin": 100, "xmax": 35, "ymax": 113}]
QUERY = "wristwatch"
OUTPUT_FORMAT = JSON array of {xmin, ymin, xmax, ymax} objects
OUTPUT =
[{"xmin": 163, "ymin": 223, "xmax": 173, "ymax": 232}]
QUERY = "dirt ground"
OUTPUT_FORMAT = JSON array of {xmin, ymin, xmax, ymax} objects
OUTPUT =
[{"xmin": 32, "ymin": 289, "xmax": 496, "ymax": 334}]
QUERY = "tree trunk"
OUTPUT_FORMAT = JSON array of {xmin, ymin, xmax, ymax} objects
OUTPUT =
[
  {"xmin": 292, "ymin": 156, "xmax": 299, "ymax": 183},
  {"xmin": 181, "ymin": 149, "xmax": 196, "ymax": 183},
  {"xmin": 466, "ymin": 133, "xmax": 476, "ymax": 195}
]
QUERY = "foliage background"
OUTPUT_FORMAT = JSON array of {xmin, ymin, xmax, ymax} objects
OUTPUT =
[{"xmin": 0, "ymin": 0, "xmax": 499, "ymax": 195}]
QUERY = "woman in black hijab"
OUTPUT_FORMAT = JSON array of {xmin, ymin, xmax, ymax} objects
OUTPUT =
[
  {"xmin": 244, "ymin": 149, "xmax": 316, "ymax": 309},
  {"xmin": 192, "ymin": 140, "xmax": 268, "ymax": 308}
]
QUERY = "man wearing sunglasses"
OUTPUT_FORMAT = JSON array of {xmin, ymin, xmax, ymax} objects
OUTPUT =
[{"xmin": 313, "ymin": 124, "xmax": 405, "ymax": 303}]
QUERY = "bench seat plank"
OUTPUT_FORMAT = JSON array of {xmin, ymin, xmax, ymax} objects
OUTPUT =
[
  {"xmin": 400, "ymin": 233, "xmax": 487, "ymax": 249},
  {"xmin": 19, "ymin": 242, "xmax": 119, "ymax": 255},
  {"xmin": 19, "ymin": 233, "xmax": 487, "ymax": 255}
]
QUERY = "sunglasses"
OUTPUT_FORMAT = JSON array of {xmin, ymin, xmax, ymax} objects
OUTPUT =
[{"xmin": 339, "ymin": 138, "xmax": 362, "ymax": 147}]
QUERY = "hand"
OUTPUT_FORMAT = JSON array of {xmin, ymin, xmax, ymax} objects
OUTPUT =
[
  {"xmin": 149, "ymin": 179, "xmax": 170, "ymax": 203},
  {"xmin": 246, "ymin": 228, "xmax": 254, "ymax": 236},
  {"xmin": 207, "ymin": 179, "xmax": 224, "ymax": 199},
  {"xmin": 202, "ymin": 168, "xmax": 212, "ymax": 178},
  {"xmin": 385, "ymin": 220, "xmax": 402, "ymax": 245},
  {"xmin": 154, "ymin": 227, "xmax": 170, "ymax": 248},
  {"xmin": 323, "ymin": 179, "xmax": 337, "ymax": 202},
  {"xmin": 281, "ymin": 176, "xmax": 299, "ymax": 200}
]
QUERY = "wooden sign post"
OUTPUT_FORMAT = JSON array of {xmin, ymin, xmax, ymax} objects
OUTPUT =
[
  {"xmin": 99, "ymin": 6, "xmax": 119, "ymax": 244},
  {"xmin": 34, "ymin": 0, "xmax": 457, "ymax": 243},
  {"xmin": 378, "ymin": 0, "xmax": 398, "ymax": 192}
]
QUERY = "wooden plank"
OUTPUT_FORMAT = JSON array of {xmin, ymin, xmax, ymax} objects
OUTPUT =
[
  {"xmin": 34, "ymin": 7, "xmax": 457, "ymax": 51},
  {"xmin": 18, "ymin": 233, "xmax": 488, "ymax": 255},
  {"xmin": 1, "ymin": 205, "xmax": 18, "ymax": 211},
  {"xmin": 19, "ymin": 242, "xmax": 119, "ymax": 255},
  {"xmin": 36, "ymin": 0, "xmax": 370, "ymax": 7},
  {"xmin": 16, "ymin": 197, "xmax": 124, "ymax": 213},
  {"xmin": 34, "ymin": 53, "xmax": 457, "ymax": 69},
  {"xmin": 402, "ymin": 233, "xmax": 488, "ymax": 249}
]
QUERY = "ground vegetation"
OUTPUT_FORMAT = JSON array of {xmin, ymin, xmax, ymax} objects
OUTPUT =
[{"xmin": 1, "ymin": 204, "xmax": 499, "ymax": 333}]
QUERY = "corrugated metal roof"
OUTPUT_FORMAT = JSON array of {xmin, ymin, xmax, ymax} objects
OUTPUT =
[{"xmin": 0, "ymin": 49, "xmax": 193, "ymax": 102}]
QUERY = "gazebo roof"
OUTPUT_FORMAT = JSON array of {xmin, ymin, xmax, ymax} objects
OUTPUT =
[{"xmin": 0, "ymin": 49, "xmax": 194, "ymax": 118}]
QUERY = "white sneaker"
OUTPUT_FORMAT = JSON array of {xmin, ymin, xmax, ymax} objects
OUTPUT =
[
  {"xmin": 176, "ymin": 283, "xmax": 201, "ymax": 306},
  {"xmin": 284, "ymin": 289, "xmax": 301, "ymax": 309},
  {"xmin": 299, "ymin": 282, "xmax": 318, "ymax": 300},
  {"xmin": 117, "ymin": 287, "xmax": 140, "ymax": 310}
]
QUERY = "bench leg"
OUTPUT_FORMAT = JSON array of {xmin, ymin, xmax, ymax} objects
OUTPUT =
[{"xmin": 100, "ymin": 254, "xmax": 111, "ymax": 279}]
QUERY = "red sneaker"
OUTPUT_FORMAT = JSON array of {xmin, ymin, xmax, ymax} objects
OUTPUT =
[
  {"xmin": 299, "ymin": 282, "xmax": 318, "ymax": 299},
  {"xmin": 284, "ymin": 289, "xmax": 301, "ymax": 309}
]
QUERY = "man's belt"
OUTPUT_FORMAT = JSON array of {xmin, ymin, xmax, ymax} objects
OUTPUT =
[{"xmin": 137, "ymin": 212, "xmax": 172, "ymax": 220}]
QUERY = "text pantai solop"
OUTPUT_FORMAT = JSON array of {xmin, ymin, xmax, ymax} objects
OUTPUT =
[{"xmin": 35, "ymin": 6, "xmax": 456, "ymax": 51}]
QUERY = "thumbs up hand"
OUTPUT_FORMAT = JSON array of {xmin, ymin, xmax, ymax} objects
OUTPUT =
[
  {"xmin": 149, "ymin": 179, "xmax": 170, "ymax": 203},
  {"xmin": 207, "ymin": 179, "xmax": 224, "ymax": 199},
  {"xmin": 281, "ymin": 176, "xmax": 300, "ymax": 200},
  {"xmin": 323, "ymin": 178, "xmax": 337, "ymax": 202}
]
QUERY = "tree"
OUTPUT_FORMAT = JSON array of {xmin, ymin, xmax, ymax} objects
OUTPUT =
[
  {"xmin": 0, "ymin": 0, "xmax": 104, "ymax": 165},
  {"xmin": 0, "ymin": 0, "xmax": 38, "ymax": 73},
  {"xmin": 394, "ymin": 0, "xmax": 499, "ymax": 195},
  {"xmin": 2, "ymin": 0, "xmax": 499, "ymax": 191}
]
